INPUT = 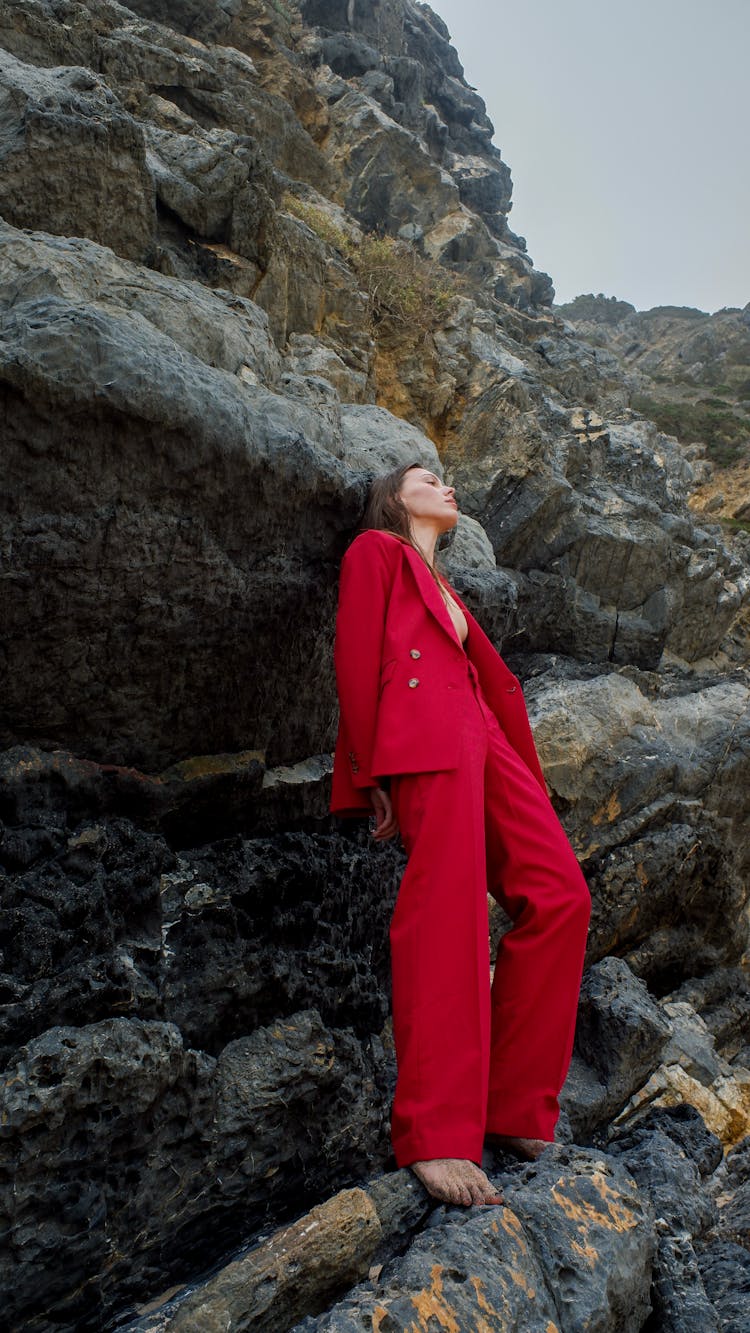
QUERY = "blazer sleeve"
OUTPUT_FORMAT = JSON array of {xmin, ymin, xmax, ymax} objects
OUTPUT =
[{"xmin": 333, "ymin": 531, "xmax": 395, "ymax": 795}]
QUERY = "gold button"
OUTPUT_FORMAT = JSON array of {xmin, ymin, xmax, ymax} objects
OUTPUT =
[
  {"xmin": 408, "ymin": 677, "xmax": 419, "ymax": 688},
  {"xmin": 409, "ymin": 648, "xmax": 421, "ymax": 659}
]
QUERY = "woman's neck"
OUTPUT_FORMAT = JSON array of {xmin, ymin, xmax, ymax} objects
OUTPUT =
[{"xmin": 409, "ymin": 519, "xmax": 439, "ymax": 568}]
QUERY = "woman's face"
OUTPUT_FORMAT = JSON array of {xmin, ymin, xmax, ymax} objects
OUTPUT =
[{"xmin": 398, "ymin": 468, "xmax": 459, "ymax": 532}]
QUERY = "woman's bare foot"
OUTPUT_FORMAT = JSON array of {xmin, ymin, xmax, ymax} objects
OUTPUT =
[
  {"xmin": 410, "ymin": 1158, "xmax": 503, "ymax": 1207},
  {"xmin": 484, "ymin": 1134, "xmax": 550, "ymax": 1161}
]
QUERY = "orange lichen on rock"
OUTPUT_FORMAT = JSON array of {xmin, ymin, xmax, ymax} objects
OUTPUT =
[
  {"xmin": 551, "ymin": 1171, "xmax": 640, "ymax": 1234},
  {"xmin": 409, "ymin": 1264, "xmax": 461, "ymax": 1332},
  {"xmin": 571, "ymin": 1237, "xmax": 599, "ymax": 1268},
  {"xmin": 591, "ymin": 791, "xmax": 622, "ymax": 826}
]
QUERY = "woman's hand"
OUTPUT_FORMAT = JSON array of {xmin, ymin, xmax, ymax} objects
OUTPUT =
[{"xmin": 369, "ymin": 786, "xmax": 399, "ymax": 841}]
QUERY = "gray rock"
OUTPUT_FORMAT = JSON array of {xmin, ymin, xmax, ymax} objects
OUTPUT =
[
  {"xmin": 144, "ymin": 119, "xmax": 275, "ymax": 266},
  {"xmin": 285, "ymin": 334, "xmax": 371, "ymax": 403},
  {"xmin": 649, "ymin": 1235, "xmax": 721, "ymax": 1333},
  {"xmin": 709, "ymin": 1134, "xmax": 750, "ymax": 1248},
  {"xmin": 608, "ymin": 1105, "xmax": 720, "ymax": 1236},
  {"xmin": 441, "ymin": 512, "xmax": 498, "ymax": 571},
  {"xmin": 0, "ymin": 47, "xmax": 154, "ymax": 261},
  {"xmin": 561, "ymin": 956, "xmax": 671, "ymax": 1141},
  {"xmin": 667, "ymin": 967, "xmax": 750, "ymax": 1061},
  {"xmin": 0, "ymin": 222, "xmax": 281, "ymax": 383},
  {"xmin": 528, "ymin": 668, "xmax": 750, "ymax": 991},
  {"xmin": 697, "ymin": 1241, "xmax": 750, "ymax": 1333},
  {"xmin": 1, "ymin": 273, "xmax": 365, "ymax": 770},
  {"xmin": 336, "ymin": 402, "xmax": 441, "ymax": 472},
  {"xmin": 321, "ymin": 83, "xmax": 460, "ymax": 235},
  {"xmin": 447, "ymin": 386, "xmax": 748, "ymax": 665},
  {"xmin": 607, "ymin": 1106, "xmax": 725, "ymax": 1332},
  {"xmin": 304, "ymin": 1148, "xmax": 654, "ymax": 1332}
]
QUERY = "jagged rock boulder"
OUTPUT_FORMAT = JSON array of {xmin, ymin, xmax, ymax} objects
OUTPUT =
[
  {"xmin": 527, "ymin": 663, "xmax": 750, "ymax": 990},
  {"xmin": 1, "ymin": 1011, "xmax": 392, "ymax": 1330},
  {"xmin": 608, "ymin": 1105, "xmax": 725, "ymax": 1332},
  {"xmin": 561, "ymin": 956, "xmax": 671, "ymax": 1141},
  {"xmin": 0, "ymin": 744, "xmax": 402, "ymax": 1065},
  {"xmin": 297, "ymin": 1149, "xmax": 654, "ymax": 1332},
  {"xmin": 320, "ymin": 77, "xmax": 460, "ymax": 234},
  {"xmin": 0, "ymin": 219, "xmax": 369, "ymax": 770},
  {"xmin": 447, "ymin": 389, "xmax": 748, "ymax": 666}
]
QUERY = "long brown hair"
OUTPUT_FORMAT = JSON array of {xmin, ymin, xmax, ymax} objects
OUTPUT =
[{"xmin": 355, "ymin": 461, "xmax": 451, "ymax": 595}]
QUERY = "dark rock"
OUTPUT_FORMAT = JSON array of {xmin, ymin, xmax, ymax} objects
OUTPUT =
[
  {"xmin": 0, "ymin": 47, "xmax": 155, "ymax": 261},
  {"xmin": 631, "ymin": 1103, "xmax": 724, "ymax": 1179},
  {"xmin": 321, "ymin": 33, "xmax": 383, "ymax": 78},
  {"xmin": 710, "ymin": 1134, "xmax": 750, "ymax": 1247},
  {"xmin": 1, "ymin": 1018, "xmax": 216, "ymax": 1330},
  {"xmin": 144, "ymin": 120, "xmax": 276, "ymax": 266},
  {"xmin": 646, "ymin": 1234, "xmax": 721, "ymax": 1333},
  {"xmin": 668, "ymin": 967, "xmax": 750, "ymax": 1061},
  {"xmin": 607, "ymin": 1106, "xmax": 726, "ymax": 1332},
  {"xmin": 323, "ymin": 85, "xmax": 460, "ymax": 235},
  {"xmin": 0, "ymin": 268, "xmax": 361, "ymax": 771},
  {"xmin": 561, "ymin": 956, "xmax": 671, "ymax": 1141},
  {"xmin": 1, "ymin": 1011, "xmax": 392, "ymax": 1330},
  {"xmin": 697, "ymin": 1242, "xmax": 750, "ymax": 1333},
  {"xmin": 303, "ymin": 1148, "xmax": 654, "ymax": 1332},
  {"xmin": 725, "ymin": 1134, "xmax": 750, "ymax": 1185},
  {"xmin": 0, "ymin": 809, "xmax": 173, "ymax": 1065},
  {"xmin": 159, "ymin": 828, "xmax": 403, "ymax": 1054},
  {"xmin": 0, "ymin": 757, "xmax": 403, "ymax": 1062},
  {"xmin": 607, "ymin": 1105, "xmax": 720, "ymax": 1236}
]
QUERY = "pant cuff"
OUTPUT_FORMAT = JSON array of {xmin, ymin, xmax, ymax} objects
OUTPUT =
[
  {"xmin": 485, "ymin": 1106, "xmax": 559, "ymax": 1141},
  {"xmin": 393, "ymin": 1133, "xmax": 485, "ymax": 1169}
]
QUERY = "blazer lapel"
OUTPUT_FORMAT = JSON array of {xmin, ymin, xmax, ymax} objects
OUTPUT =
[{"xmin": 401, "ymin": 544, "xmax": 466, "ymax": 654}]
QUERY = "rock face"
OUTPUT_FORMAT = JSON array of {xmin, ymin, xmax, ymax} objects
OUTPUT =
[
  {"xmin": 556, "ymin": 293, "xmax": 750, "ymax": 544},
  {"xmin": 2, "ymin": 1, "xmax": 750, "ymax": 1330}
]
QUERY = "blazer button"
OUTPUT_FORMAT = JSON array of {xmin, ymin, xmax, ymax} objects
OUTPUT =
[
  {"xmin": 408, "ymin": 677, "xmax": 419, "ymax": 688},
  {"xmin": 409, "ymin": 648, "xmax": 421, "ymax": 659}
]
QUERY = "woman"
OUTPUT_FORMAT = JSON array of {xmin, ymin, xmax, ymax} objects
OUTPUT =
[{"xmin": 330, "ymin": 462, "xmax": 591, "ymax": 1208}]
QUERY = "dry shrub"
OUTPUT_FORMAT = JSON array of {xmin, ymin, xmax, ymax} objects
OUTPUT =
[{"xmin": 282, "ymin": 193, "xmax": 463, "ymax": 347}]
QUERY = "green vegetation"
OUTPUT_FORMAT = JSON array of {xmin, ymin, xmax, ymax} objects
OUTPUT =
[
  {"xmin": 283, "ymin": 195, "xmax": 351, "ymax": 255},
  {"xmin": 354, "ymin": 234, "xmax": 462, "ymax": 340},
  {"xmin": 265, "ymin": 0, "xmax": 294, "ymax": 21},
  {"xmin": 282, "ymin": 193, "xmax": 464, "ymax": 345},
  {"xmin": 631, "ymin": 394, "xmax": 750, "ymax": 466},
  {"xmin": 718, "ymin": 516, "xmax": 750, "ymax": 535}
]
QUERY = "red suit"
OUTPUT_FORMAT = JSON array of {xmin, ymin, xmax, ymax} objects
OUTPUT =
[{"xmin": 331, "ymin": 528, "xmax": 590, "ymax": 1166}]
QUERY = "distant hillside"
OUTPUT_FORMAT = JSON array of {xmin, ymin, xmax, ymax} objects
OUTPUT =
[{"xmin": 556, "ymin": 295, "xmax": 750, "ymax": 458}]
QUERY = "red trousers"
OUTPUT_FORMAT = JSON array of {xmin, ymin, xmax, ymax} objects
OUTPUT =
[{"xmin": 388, "ymin": 656, "xmax": 591, "ymax": 1167}]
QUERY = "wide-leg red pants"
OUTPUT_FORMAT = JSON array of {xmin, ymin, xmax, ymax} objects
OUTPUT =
[{"xmin": 388, "ymin": 656, "xmax": 591, "ymax": 1167}]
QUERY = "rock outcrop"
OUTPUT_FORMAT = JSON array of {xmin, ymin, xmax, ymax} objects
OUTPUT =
[
  {"xmin": 2, "ymin": 1, "xmax": 750, "ymax": 1329},
  {"xmin": 556, "ymin": 293, "xmax": 750, "ymax": 547}
]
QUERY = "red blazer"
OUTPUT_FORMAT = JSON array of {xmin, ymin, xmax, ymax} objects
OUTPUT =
[{"xmin": 330, "ymin": 528, "xmax": 547, "ymax": 817}]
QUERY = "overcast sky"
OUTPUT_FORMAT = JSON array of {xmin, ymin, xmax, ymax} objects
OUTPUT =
[{"xmin": 431, "ymin": 0, "xmax": 749, "ymax": 313}]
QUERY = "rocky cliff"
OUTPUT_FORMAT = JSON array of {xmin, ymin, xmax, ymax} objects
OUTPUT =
[
  {"xmin": 556, "ymin": 293, "xmax": 750, "ymax": 549},
  {"xmin": 2, "ymin": 2, "xmax": 750, "ymax": 1330}
]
